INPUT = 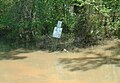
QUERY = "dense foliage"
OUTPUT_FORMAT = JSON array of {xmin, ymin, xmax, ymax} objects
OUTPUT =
[{"xmin": 0, "ymin": 0, "xmax": 120, "ymax": 50}]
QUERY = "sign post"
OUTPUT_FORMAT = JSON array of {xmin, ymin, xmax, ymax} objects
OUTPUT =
[
  {"xmin": 52, "ymin": 21, "xmax": 63, "ymax": 38},
  {"xmin": 52, "ymin": 27, "xmax": 63, "ymax": 38},
  {"xmin": 52, "ymin": 21, "xmax": 63, "ymax": 51}
]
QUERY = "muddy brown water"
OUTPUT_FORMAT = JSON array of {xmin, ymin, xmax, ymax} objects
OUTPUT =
[{"xmin": 0, "ymin": 40, "xmax": 120, "ymax": 83}]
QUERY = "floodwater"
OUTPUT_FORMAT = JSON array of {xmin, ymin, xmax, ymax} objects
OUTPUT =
[{"xmin": 0, "ymin": 40, "xmax": 120, "ymax": 83}]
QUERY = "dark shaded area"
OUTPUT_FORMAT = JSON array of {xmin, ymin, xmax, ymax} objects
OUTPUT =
[
  {"xmin": 35, "ymin": 35, "xmax": 75, "ymax": 52},
  {"xmin": 0, "ymin": 54, "xmax": 27, "ymax": 60},
  {"xmin": 36, "ymin": 35, "xmax": 100, "ymax": 52},
  {"xmin": 85, "ymin": 51, "xmax": 104, "ymax": 56},
  {"xmin": 0, "ymin": 51, "xmax": 28, "ymax": 60},
  {"xmin": 59, "ymin": 41, "xmax": 120, "ymax": 71},
  {"xmin": 59, "ymin": 56, "xmax": 120, "ymax": 71},
  {"xmin": 0, "ymin": 40, "xmax": 33, "ymax": 60}
]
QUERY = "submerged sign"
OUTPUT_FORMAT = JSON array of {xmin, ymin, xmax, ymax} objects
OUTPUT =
[
  {"xmin": 53, "ymin": 27, "xmax": 62, "ymax": 38},
  {"xmin": 52, "ymin": 21, "xmax": 63, "ymax": 38}
]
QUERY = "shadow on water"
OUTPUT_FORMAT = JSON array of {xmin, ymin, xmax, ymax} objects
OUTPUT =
[
  {"xmin": 59, "ymin": 56, "xmax": 120, "ymax": 71},
  {"xmin": 0, "ymin": 41, "xmax": 33, "ymax": 60},
  {"xmin": 0, "ymin": 50, "xmax": 30, "ymax": 60},
  {"xmin": 59, "ymin": 41, "xmax": 120, "ymax": 71}
]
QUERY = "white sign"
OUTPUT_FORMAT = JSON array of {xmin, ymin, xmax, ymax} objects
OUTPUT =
[
  {"xmin": 52, "ymin": 27, "xmax": 63, "ymax": 38},
  {"xmin": 57, "ymin": 21, "xmax": 62, "ymax": 28}
]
